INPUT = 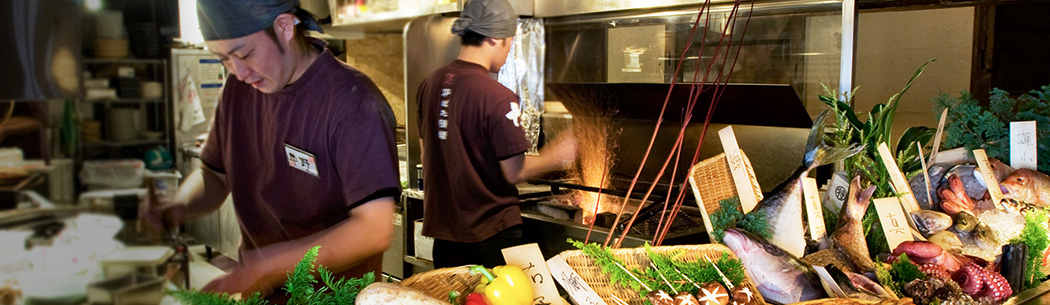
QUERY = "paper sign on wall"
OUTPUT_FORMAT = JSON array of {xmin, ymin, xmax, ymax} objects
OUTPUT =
[
  {"xmin": 548, "ymin": 254, "xmax": 607, "ymax": 305},
  {"xmin": 719, "ymin": 126, "xmax": 761, "ymax": 213},
  {"xmin": 876, "ymin": 143, "xmax": 921, "ymax": 213},
  {"xmin": 802, "ymin": 177, "xmax": 827, "ymax": 250},
  {"xmin": 874, "ymin": 197, "xmax": 914, "ymax": 251},
  {"xmin": 974, "ymin": 149, "xmax": 1004, "ymax": 205},
  {"xmin": 502, "ymin": 244, "xmax": 561, "ymax": 305},
  {"xmin": 1011, "ymin": 121, "xmax": 1038, "ymax": 170}
]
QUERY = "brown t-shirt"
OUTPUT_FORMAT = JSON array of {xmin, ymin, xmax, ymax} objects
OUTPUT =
[
  {"xmin": 417, "ymin": 60, "xmax": 532, "ymax": 243},
  {"xmin": 200, "ymin": 40, "xmax": 400, "ymax": 287}
]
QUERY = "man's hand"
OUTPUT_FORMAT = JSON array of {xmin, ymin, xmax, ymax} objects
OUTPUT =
[
  {"xmin": 139, "ymin": 197, "xmax": 186, "ymax": 233},
  {"xmin": 202, "ymin": 267, "xmax": 272, "ymax": 296}
]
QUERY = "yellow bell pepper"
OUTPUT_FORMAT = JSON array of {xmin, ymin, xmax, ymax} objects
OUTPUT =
[{"xmin": 469, "ymin": 265, "xmax": 534, "ymax": 305}]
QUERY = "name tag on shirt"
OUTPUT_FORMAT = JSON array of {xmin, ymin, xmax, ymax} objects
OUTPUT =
[{"xmin": 284, "ymin": 143, "xmax": 319, "ymax": 177}]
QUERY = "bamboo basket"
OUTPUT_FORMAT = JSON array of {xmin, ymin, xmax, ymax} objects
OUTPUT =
[
  {"xmin": 558, "ymin": 244, "xmax": 766, "ymax": 305},
  {"xmin": 688, "ymin": 152, "xmax": 763, "ymax": 215},
  {"xmin": 400, "ymin": 266, "xmax": 483, "ymax": 304}
]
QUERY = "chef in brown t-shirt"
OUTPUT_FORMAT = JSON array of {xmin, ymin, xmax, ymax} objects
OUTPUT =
[
  {"xmin": 143, "ymin": 0, "xmax": 400, "ymax": 297},
  {"xmin": 416, "ymin": 0, "xmax": 577, "ymax": 268}
]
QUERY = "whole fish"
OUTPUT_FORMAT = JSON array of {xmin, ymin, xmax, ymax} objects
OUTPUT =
[
  {"xmin": 722, "ymin": 228, "xmax": 827, "ymax": 304},
  {"xmin": 745, "ymin": 110, "xmax": 864, "ymax": 257},
  {"xmin": 973, "ymin": 222, "xmax": 999, "ymax": 250},
  {"xmin": 910, "ymin": 210, "xmax": 952, "ymax": 237},
  {"xmin": 831, "ymin": 176, "xmax": 877, "ymax": 273},
  {"xmin": 1000, "ymin": 168, "xmax": 1050, "ymax": 207}
]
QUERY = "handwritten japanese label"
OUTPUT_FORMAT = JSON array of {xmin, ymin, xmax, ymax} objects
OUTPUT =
[
  {"xmin": 802, "ymin": 177, "xmax": 827, "ymax": 250},
  {"xmin": 503, "ymin": 244, "xmax": 560, "ymax": 305},
  {"xmin": 929, "ymin": 108, "xmax": 948, "ymax": 164},
  {"xmin": 974, "ymin": 149, "xmax": 1004, "ymax": 205},
  {"xmin": 1011, "ymin": 121, "xmax": 1038, "ymax": 170},
  {"xmin": 877, "ymin": 143, "xmax": 920, "ymax": 213},
  {"xmin": 823, "ymin": 172, "xmax": 850, "ymax": 212},
  {"xmin": 548, "ymin": 254, "xmax": 607, "ymax": 305},
  {"xmin": 718, "ymin": 126, "xmax": 760, "ymax": 213},
  {"xmin": 874, "ymin": 197, "xmax": 914, "ymax": 251}
]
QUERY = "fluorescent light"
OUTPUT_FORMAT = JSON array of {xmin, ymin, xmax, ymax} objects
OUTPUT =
[{"xmin": 85, "ymin": 0, "xmax": 102, "ymax": 10}]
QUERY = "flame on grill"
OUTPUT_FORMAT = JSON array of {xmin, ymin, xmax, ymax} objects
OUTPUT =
[{"xmin": 558, "ymin": 101, "xmax": 619, "ymax": 225}]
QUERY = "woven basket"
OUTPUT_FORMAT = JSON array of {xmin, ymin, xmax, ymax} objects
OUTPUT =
[
  {"xmin": 792, "ymin": 297, "xmax": 915, "ymax": 305},
  {"xmin": 688, "ymin": 152, "xmax": 763, "ymax": 215},
  {"xmin": 558, "ymin": 244, "xmax": 766, "ymax": 305},
  {"xmin": 400, "ymin": 266, "xmax": 483, "ymax": 304}
]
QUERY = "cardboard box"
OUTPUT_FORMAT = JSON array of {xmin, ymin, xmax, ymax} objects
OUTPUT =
[{"xmin": 413, "ymin": 220, "xmax": 434, "ymax": 261}]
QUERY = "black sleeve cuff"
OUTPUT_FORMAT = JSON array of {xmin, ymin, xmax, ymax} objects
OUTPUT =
[{"xmin": 348, "ymin": 187, "xmax": 402, "ymax": 210}]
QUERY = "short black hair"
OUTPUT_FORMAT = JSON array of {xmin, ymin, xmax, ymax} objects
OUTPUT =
[{"xmin": 460, "ymin": 30, "xmax": 488, "ymax": 46}]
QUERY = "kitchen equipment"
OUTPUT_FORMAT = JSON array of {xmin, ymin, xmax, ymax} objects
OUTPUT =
[
  {"xmin": 100, "ymin": 246, "xmax": 173, "ymax": 278},
  {"xmin": 0, "ymin": 174, "xmax": 44, "ymax": 210},
  {"xmin": 86, "ymin": 273, "xmax": 165, "ymax": 305},
  {"xmin": 107, "ymin": 107, "xmax": 141, "ymax": 142}
]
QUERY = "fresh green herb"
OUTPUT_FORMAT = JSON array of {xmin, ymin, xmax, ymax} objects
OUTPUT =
[
  {"xmin": 933, "ymin": 85, "xmax": 1050, "ymax": 172},
  {"xmin": 171, "ymin": 246, "xmax": 375, "ymax": 305},
  {"xmin": 822, "ymin": 205, "xmax": 839, "ymax": 236},
  {"xmin": 569, "ymin": 239, "xmax": 747, "ymax": 302},
  {"xmin": 822, "ymin": 60, "xmax": 937, "ymax": 261},
  {"xmin": 876, "ymin": 253, "xmax": 925, "ymax": 297},
  {"xmin": 737, "ymin": 209, "xmax": 772, "ymax": 240},
  {"xmin": 567, "ymin": 239, "xmax": 653, "ymax": 296},
  {"xmin": 709, "ymin": 197, "xmax": 745, "ymax": 243},
  {"xmin": 1009, "ymin": 209, "xmax": 1050, "ymax": 290}
]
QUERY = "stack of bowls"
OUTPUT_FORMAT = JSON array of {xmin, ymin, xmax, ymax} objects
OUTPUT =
[{"xmin": 95, "ymin": 10, "xmax": 128, "ymax": 58}]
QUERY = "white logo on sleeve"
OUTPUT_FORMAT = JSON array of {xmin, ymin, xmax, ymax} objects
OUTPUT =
[{"xmin": 505, "ymin": 102, "xmax": 521, "ymax": 127}]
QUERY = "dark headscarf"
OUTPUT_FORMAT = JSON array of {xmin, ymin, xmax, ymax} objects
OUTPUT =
[
  {"xmin": 197, "ymin": 0, "xmax": 322, "ymax": 41},
  {"xmin": 451, "ymin": 0, "xmax": 517, "ymax": 39}
]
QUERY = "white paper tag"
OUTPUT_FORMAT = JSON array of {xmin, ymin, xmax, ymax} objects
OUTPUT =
[
  {"xmin": 803, "ymin": 177, "xmax": 827, "ymax": 250},
  {"xmin": 811, "ymin": 265, "xmax": 847, "ymax": 298},
  {"xmin": 974, "ymin": 149, "xmax": 1004, "ymax": 205},
  {"xmin": 822, "ymin": 172, "xmax": 850, "ymax": 213},
  {"xmin": 548, "ymin": 254, "xmax": 607, "ymax": 305},
  {"xmin": 876, "ymin": 143, "xmax": 920, "ymax": 213},
  {"xmin": 873, "ymin": 197, "xmax": 914, "ymax": 251},
  {"xmin": 719, "ymin": 126, "xmax": 760, "ymax": 213},
  {"xmin": 502, "ymin": 244, "xmax": 561, "ymax": 305},
  {"xmin": 284, "ymin": 144, "xmax": 320, "ymax": 177},
  {"xmin": 1011, "ymin": 121, "xmax": 1038, "ymax": 170},
  {"xmin": 929, "ymin": 108, "xmax": 948, "ymax": 164}
]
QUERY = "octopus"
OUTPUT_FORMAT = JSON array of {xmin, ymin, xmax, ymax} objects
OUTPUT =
[{"xmin": 952, "ymin": 263, "xmax": 1012, "ymax": 302}]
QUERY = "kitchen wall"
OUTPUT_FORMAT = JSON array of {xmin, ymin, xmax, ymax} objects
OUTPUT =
[
  {"xmin": 344, "ymin": 34, "xmax": 406, "ymax": 129},
  {"xmin": 855, "ymin": 7, "xmax": 974, "ymax": 136}
]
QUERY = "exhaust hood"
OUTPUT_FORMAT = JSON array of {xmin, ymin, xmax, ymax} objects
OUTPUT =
[{"xmin": 0, "ymin": 0, "xmax": 82, "ymax": 101}]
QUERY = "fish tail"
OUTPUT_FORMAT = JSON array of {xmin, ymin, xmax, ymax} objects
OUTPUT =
[{"xmin": 802, "ymin": 109, "xmax": 864, "ymax": 172}]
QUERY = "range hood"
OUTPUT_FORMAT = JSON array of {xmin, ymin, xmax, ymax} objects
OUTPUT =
[{"xmin": 0, "ymin": 0, "xmax": 82, "ymax": 101}]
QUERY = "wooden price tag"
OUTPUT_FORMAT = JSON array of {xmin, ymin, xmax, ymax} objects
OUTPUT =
[
  {"xmin": 873, "ymin": 197, "xmax": 915, "ymax": 251},
  {"xmin": 929, "ymin": 108, "xmax": 948, "ymax": 164},
  {"xmin": 1011, "ymin": 121, "xmax": 1038, "ymax": 170},
  {"xmin": 503, "ymin": 244, "xmax": 561, "ymax": 305},
  {"xmin": 811, "ymin": 264, "xmax": 847, "ymax": 298},
  {"xmin": 719, "ymin": 126, "xmax": 761, "ymax": 213},
  {"xmin": 802, "ymin": 177, "xmax": 828, "ymax": 250},
  {"xmin": 917, "ymin": 142, "xmax": 934, "ymax": 208},
  {"xmin": 974, "ymin": 149, "xmax": 1004, "ymax": 205},
  {"xmin": 876, "ymin": 143, "xmax": 921, "ymax": 213},
  {"xmin": 548, "ymin": 254, "xmax": 608, "ymax": 305}
]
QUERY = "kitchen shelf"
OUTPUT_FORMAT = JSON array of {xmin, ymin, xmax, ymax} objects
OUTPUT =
[
  {"xmin": 83, "ymin": 58, "xmax": 167, "ymax": 64},
  {"xmin": 403, "ymin": 255, "xmax": 434, "ymax": 269},
  {"xmin": 82, "ymin": 139, "xmax": 167, "ymax": 148}
]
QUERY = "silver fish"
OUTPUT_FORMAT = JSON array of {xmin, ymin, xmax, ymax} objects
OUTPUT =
[
  {"xmin": 952, "ymin": 210, "xmax": 979, "ymax": 233},
  {"xmin": 746, "ymin": 110, "xmax": 864, "ymax": 257},
  {"xmin": 927, "ymin": 230, "xmax": 963, "ymax": 253},
  {"xmin": 722, "ymin": 228, "xmax": 827, "ymax": 304},
  {"xmin": 910, "ymin": 210, "xmax": 952, "ymax": 237},
  {"xmin": 973, "ymin": 222, "xmax": 999, "ymax": 250}
]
